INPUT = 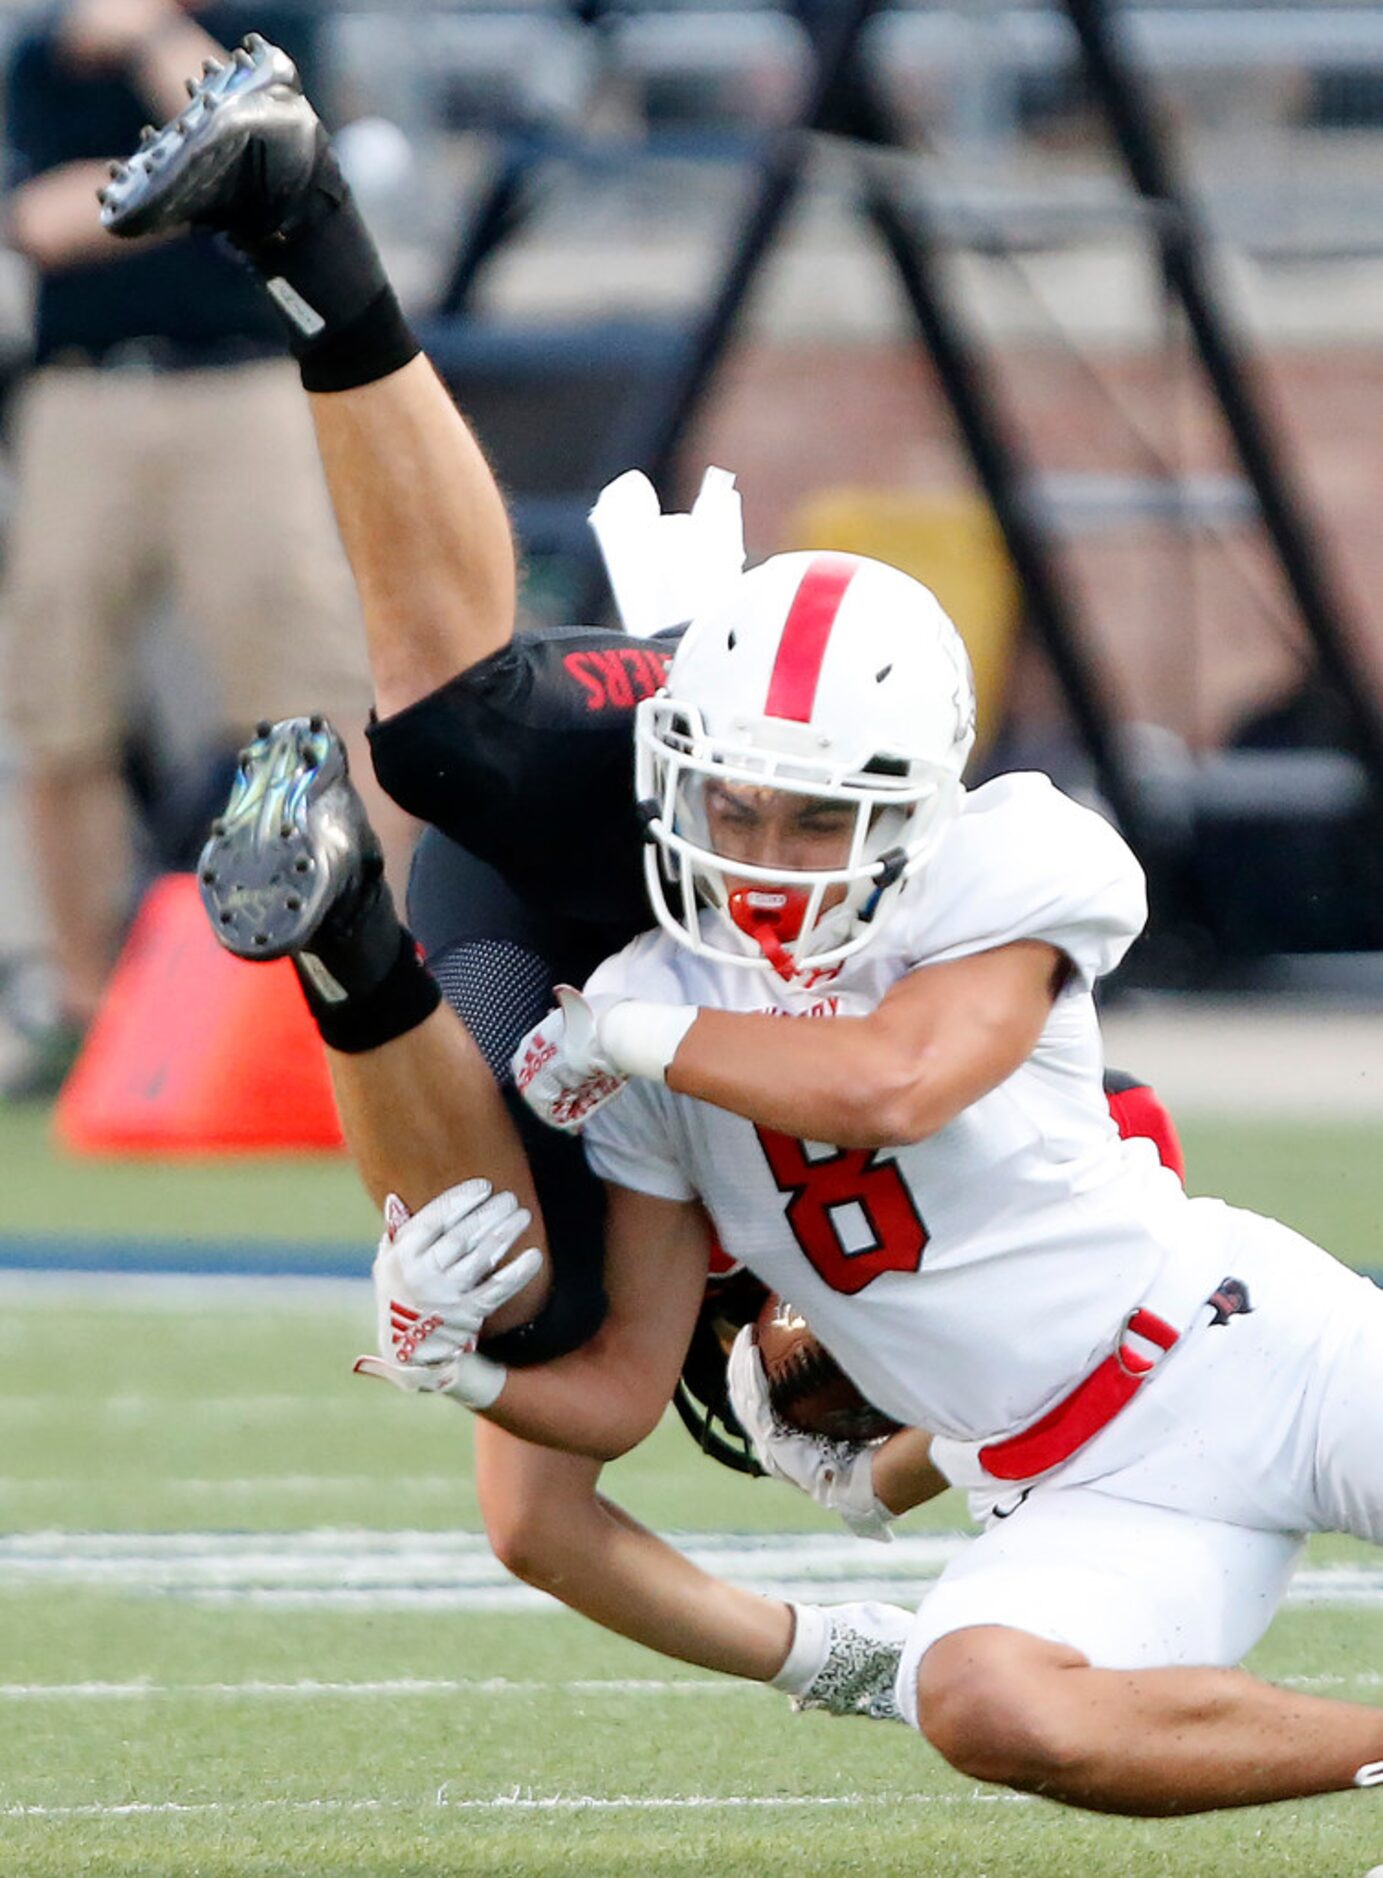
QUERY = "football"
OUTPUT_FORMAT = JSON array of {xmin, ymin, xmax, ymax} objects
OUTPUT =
[{"xmin": 755, "ymin": 1293, "xmax": 900, "ymax": 1443}]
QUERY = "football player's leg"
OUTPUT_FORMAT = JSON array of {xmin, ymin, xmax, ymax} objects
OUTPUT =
[
  {"xmin": 1301, "ymin": 1257, "xmax": 1383, "ymax": 1547},
  {"xmin": 199, "ymin": 716, "xmax": 550, "ymax": 1336},
  {"xmin": 329, "ymin": 1007, "xmax": 551, "ymax": 1340},
  {"xmin": 905, "ymin": 1487, "xmax": 1383, "ymax": 1814},
  {"xmin": 918, "ymin": 1626, "xmax": 1383, "ymax": 1815},
  {"xmin": 305, "ymin": 360, "xmax": 515, "ymax": 718},
  {"xmin": 101, "ymin": 41, "xmax": 514, "ymax": 715}
]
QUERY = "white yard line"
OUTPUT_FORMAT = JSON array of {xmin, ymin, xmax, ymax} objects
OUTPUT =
[
  {"xmin": 436, "ymin": 1790, "xmax": 1032, "ymax": 1812},
  {"xmin": 0, "ymin": 1790, "xmax": 1029, "ymax": 1820},
  {"xmin": 0, "ymin": 1270, "xmax": 370, "ymax": 1309},
  {"xmin": 0, "ymin": 1676, "xmax": 753, "ymax": 1699},
  {"xmin": 0, "ymin": 1393, "xmax": 329, "ymax": 1414},
  {"xmin": 1283, "ymin": 1671, "xmax": 1383, "ymax": 1688},
  {"xmin": 0, "ymin": 1530, "xmax": 1381, "ymax": 1611},
  {"xmin": 0, "ymin": 1478, "xmax": 463, "ymax": 1495}
]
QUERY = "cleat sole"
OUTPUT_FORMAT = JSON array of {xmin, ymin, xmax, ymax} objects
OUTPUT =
[
  {"xmin": 100, "ymin": 36, "xmax": 317, "ymax": 241},
  {"xmin": 197, "ymin": 717, "xmax": 350, "ymax": 961}
]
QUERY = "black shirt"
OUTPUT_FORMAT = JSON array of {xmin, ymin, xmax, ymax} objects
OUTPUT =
[
  {"xmin": 369, "ymin": 624, "xmax": 684, "ymax": 973},
  {"xmin": 6, "ymin": 3, "xmax": 319, "ymax": 365}
]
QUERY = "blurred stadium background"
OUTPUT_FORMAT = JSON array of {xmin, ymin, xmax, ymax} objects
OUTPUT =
[{"xmin": 4, "ymin": 2, "xmax": 1383, "ymax": 1871}]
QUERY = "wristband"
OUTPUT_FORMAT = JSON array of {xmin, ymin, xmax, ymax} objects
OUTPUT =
[
  {"xmin": 769, "ymin": 1602, "xmax": 831, "ymax": 1694},
  {"xmin": 599, "ymin": 1000, "xmax": 697, "ymax": 1083},
  {"xmin": 442, "ymin": 1351, "xmax": 507, "ymax": 1411},
  {"xmin": 832, "ymin": 1447, "xmax": 896, "ymax": 1542}
]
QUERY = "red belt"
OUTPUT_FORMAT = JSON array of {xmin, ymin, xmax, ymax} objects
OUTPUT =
[{"xmin": 978, "ymin": 1307, "xmax": 1180, "ymax": 1482}]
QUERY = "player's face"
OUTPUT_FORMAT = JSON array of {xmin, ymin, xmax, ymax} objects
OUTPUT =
[{"xmin": 702, "ymin": 780, "xmax": 855, "ymax": 906}]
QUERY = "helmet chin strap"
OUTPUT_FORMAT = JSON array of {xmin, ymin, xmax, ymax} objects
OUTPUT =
[{"xmin": 727, "ymin": 886, "xmax": 817, "ymax": 982}]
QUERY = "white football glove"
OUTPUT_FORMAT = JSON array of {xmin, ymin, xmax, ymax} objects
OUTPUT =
[
  {"xmin": 775, "ymin": 1600, "xmax": 912, "ymax": 1723},
  {"xmin": 353, "ymin": 1181, "xmax": 543, "ymax": 1410},
  {"xmin": 727, "ymin": 1325, "xmax": 895, "ymax": 1542},
  {"xmin": 512, "ymin": 986, "xmax": 696, "ymax": 1133},
  {"xmin": 512, "ymin": 986, "xmax": 629, "ymax": 1133}
]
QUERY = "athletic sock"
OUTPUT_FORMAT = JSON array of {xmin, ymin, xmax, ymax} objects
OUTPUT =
[
  {"xmin": 292, "ymin": 873, "xmax": 440, "ymax": 1054},
  {"xmin": 231, "ymin": 136, "xmax": 420, "ymax": 392}
]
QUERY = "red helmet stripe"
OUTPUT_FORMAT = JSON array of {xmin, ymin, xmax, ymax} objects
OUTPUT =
[{"xmin": 763, "ymin": 555, "xmax": 858, "ymax": 722}]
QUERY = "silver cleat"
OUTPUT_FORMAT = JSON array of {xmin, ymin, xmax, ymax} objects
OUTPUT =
[{"xmin": 100, "ymin": 35, "xmax": 319, "ymax": 241}]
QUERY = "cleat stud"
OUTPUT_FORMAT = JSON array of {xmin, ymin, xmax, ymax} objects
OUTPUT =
[
  {"xmin": 294, "ymin": 856, "xmax": 311, "ymax": 874},
  {"xmin": 253, "ymin": 933, "xmax": 269, "ymax": 948},
  {"xmin": 108, "ymin": 161, "xmax": 124, "ymax": 179},
  {"xmin": 233, "ymin": 45, "xmax": 253, "ymax": 68},
  {"xmin": 202, "ymin": 57, "xmax": 223, "ymax": 75},
  {"xmin": 201, "ymin": 870, "xmax": 217, "ymax": 886},
  {"xmin": 244, "ymin": 32, "xmax": 266, "ymax": 52},
  {"xmin": 308, "ymin": 714, "xmax": 325, "ymax": 732},
  {"xmin": 211, "ymin": 819, "xmax": 226, "ymax": 837},
  {"xmin": 175, "ymin": 120, "xmax": 189, "ymax": 137},
  {"xmin": 219, "ymin": 911, "xmax": 233, "ymax": 925},
  {"xmin": 285, "ymin": 895, "xmax": 302, "ymax": 913},
  {"xmin": 97, "ymin": 188, "xmax": 110, "ymax": 207},
  {"xmin": 140, "ymin": 124, "xmax": 157, "ymax": 143},
  {"xmin": 255, "ymin": 719, "xmax": 272, "ymax": 738},
  {"xmin": 201, "ymin": 91, "xmax": 218, "ymax": 112},
  {"xmin": 185, "ymin": 75, "xmax": 198, "ymax": 97}
]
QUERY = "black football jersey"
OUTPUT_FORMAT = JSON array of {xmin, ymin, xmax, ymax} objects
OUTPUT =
[{"xmin": 368, "ymin": 624, "xmax": 681, "ymax": 944}]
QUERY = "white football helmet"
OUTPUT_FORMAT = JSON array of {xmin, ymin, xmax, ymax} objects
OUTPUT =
[{"xmin": 634, "ymin": 550, "xmax": 977, "ymax": 978}]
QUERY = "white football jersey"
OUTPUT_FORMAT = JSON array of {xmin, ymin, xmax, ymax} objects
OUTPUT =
[{"xmin": 582, "ymin": 772, "xmax": 1232, "ymax": 1444}]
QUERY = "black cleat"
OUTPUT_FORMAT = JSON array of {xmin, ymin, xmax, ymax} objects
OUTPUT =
[
  {"xmin": 99, "ymin": 35, "xmax": 324, "ymax": 243},
  {"xmin": 198, "ymin": 717, "xmax": 382, "ymax": 964}
]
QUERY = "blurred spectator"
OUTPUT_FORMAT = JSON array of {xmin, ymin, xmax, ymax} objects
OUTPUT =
[{"xmin": 0, "ymin": 0, "xmax": 407, "ymax": 1097}]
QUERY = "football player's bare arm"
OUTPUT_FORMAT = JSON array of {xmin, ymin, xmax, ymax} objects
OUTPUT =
[
  {"xmin": 327, "ymin": 1003, "xmax": 553, "ymax": 1337},
  {"xmin": 474, "ymin": 1423, "xmax": 793, "ymax": 1680},
  {"xmin": 481, "ymin": 1187, "xmax": 711, "ymax": 1461},
  {"xmin": 872, "ymin": 1428, "xmax": 949, "ymax": 1515},
  {"xmin": 666, "ymin": 940, "xmax": 1068, "ymax": 1149},
  {"xmin": 7, "ymin": 162, "xmax": 155, "ymax": 269},
  {"xmin": 339, "ymin": 1037, "xmax": 797, "ymax": 1679},
  {"xmin": 306, "ymin": 360, "xmax": 516, "ymax": 718}
]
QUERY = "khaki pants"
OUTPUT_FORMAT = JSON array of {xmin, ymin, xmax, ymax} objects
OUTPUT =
[{"xmin": 1, "ymin": 359, "xmax": 371, "ymax": 764}]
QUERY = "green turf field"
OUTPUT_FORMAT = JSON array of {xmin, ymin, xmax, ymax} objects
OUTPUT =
[
  {"xmin": 1, "ymin": 1110, "xmax": 1382, "ymax": 1874},
  {"xmin": 5, "ymin": 1106, "xmax": 1383, "ymax": 1271}
]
